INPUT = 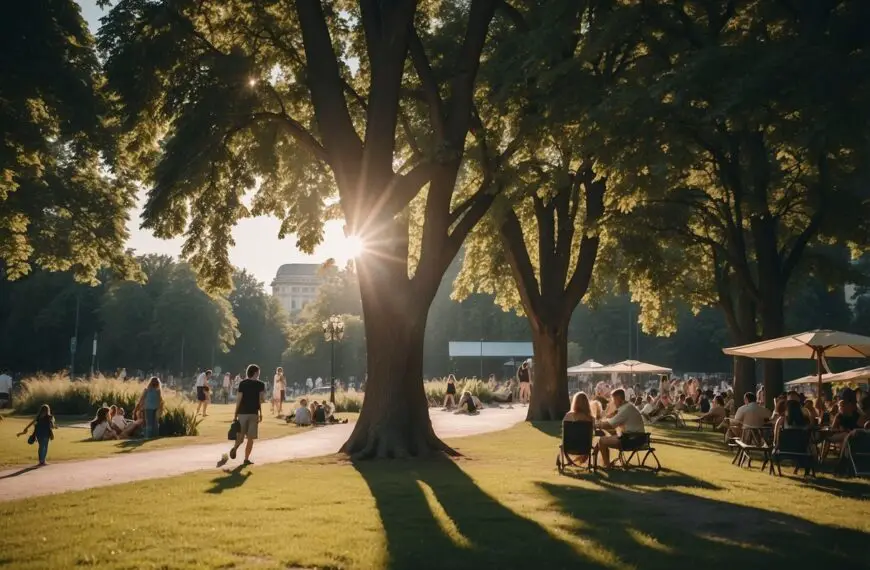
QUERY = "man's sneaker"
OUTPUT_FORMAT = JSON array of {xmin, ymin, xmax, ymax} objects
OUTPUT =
[
  {"xmin": 216, "ymin": 454, "xmax": 229, "ymax": 468},
  {"xmin": 229, "ymin": 447, "xmax": 237, "ymax": 460},
  {"xmin": 242, "ymin": 459, "xmax": 254, "ymax": 466}
]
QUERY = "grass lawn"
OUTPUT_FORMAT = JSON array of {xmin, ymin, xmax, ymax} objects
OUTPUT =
[
  {"xmin": 0, "ymin": 405, "xmax": 357, "ymax": 468},
  {"xmin": 0, "ymin": 421, "xmax": 868, "ymax": 570}
]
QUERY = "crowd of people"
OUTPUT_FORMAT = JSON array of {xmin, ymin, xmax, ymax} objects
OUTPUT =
[{"xmin": 561, "ymin": 373, "xmax": 870, "ymax": 469}]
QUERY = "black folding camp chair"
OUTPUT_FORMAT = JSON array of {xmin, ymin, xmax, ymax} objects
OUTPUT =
[
  {"xmin": 842, "ymin": 429, "xmax": 870, "ymax": 477},
  {"xmin": 557, "ymin": 420, "xmax": 596, "ymax": 474},
  {"xmin": 613, "ymin": 432, "xmax": 661, "ymax": 471},
  {"xmin": 770, "ymin": 428, "xmax": 816, "ymax": 477}
]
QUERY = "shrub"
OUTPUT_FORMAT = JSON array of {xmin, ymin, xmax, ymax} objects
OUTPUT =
[
  {"xmin": 424, "ymin": 378, "xmax": 495, "ymax": 405},
  {"xmin": 14, "ymin": 374, "xmax": 199, "ymax": 436}
]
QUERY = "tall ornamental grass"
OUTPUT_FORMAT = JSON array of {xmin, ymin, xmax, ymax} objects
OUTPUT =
[
  {"xmin": 424, "ymin": 378, "xmax": 495, "ymax": 405},
  {"xmin": 14, "ymin": 374, "xmax": 199, "ymax": 436}
]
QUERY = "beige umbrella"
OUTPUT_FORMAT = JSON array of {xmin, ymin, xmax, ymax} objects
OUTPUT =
[
  {"xmin": 723, "ymin": 330, "xmax": 870, "ymax": 395},
  {"xmin": 595, "ymin": 360, "xmax": 672, "ymax": 374},
  {"xmin": 567, "ymin": 359, "xmax": 605, "ymax": 376}
]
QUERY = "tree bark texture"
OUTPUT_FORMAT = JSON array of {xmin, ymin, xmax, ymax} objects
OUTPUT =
[
  {"xmin": 500, "ymin": 172, "xmax": 605, "ymax": 422},
  {"xmin": 528, "ymin": 324, "xmax": 570, "ymax": 421},
  {"xmin": 339, "ymin": 250, "xmax": 453, "ymax": 459}
]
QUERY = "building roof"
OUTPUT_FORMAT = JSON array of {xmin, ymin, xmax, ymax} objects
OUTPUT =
[
  {"xmin": 448, "ymin": 341, "xmax": 533, "ymax": 358},
  {"xmin": 276, "ymin": 263, "xmax": 322, "ymax": 278}
]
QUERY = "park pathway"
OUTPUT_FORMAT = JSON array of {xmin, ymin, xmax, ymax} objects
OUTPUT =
[{"xmin": 0, "ymin": 406, "xmax": 526, "ymax": 503}]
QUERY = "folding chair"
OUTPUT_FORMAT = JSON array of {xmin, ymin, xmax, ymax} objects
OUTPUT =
[
  {"xmin": 770, "ymin": 428, "xmax": 816, "ymax": 477},
  {"xmin": 556, "ymin": 420, "xmax": 596, "ymax": 474},
  {"xmin": 734, "ymin": 426, "xmax": 773, "ymax": 469},
  {"xmin": 654, "ymin": 406, "xmax": 686, "ymax": 428},
  {"xmin": 842, "ymin": 429, "xmax": 870, "ymax": 477},
  {"xmin": 613, "ymin": 432, "xmax": 661, "ymax": 472}
]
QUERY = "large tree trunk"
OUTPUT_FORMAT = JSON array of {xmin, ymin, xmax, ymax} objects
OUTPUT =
[
  {"xmin": 732, "ymin": 356, "xmax": 756, "ymax": 402},
  {"xmin": 527, "ymin": 323, "xmax": 570, "ymax": 421},
  {"xmin": 759, "ymin": 271, "xmax": 786, "ymax": 409},
  {"xmin": 339, "ymin": 246, "xmax": 452, "ymax": 459}
]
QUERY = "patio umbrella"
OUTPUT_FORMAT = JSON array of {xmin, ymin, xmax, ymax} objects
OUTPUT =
[
  {"xmin": 567, "ymin": 359, "xmax": 605, "ymax": 376},
  {"xmin": 723, "ymin": 330, "xmax": 870, "ymax": 395},
  {"xmin": 594, "ymin": 360, "xmax": 673, "ymax": 374}
]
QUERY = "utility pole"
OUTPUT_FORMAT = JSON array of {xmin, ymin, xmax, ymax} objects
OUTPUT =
[
  {"xmin": 70, "ymin": 291, "xmax": 81, "ymax": 378},
  {"xmin": 627, "ymin": 304, "xmax": 632, "ymax": 359},
  {"xmin": 90, "ymin": 333, "xmax": 98, "ymax": 377}
]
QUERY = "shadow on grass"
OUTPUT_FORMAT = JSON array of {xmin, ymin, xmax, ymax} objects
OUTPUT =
[
  {"xmin": 206, "ymin": 465, "xmax": 251, "ymax": 494},
  {"xmin": 540, "ymin": 482, "xmax": 869, "ymax": 570},
  {"xmin": 354, "ymin": 457, "xmax": 606, "ymax": 570},
  {"xmin": 801, "ymin": 476, "xmax": 870, "ymax": 499},
  {"xmin": 115, "ymin": 438, "xmax": 155, "ymax": 454},
  {"xmin": 0, "ymin": 465, "xmax": 41, "ymax": 479},
  {"xmin": 559, "ymin": 467, "xmax": 722, "ymax": 490}
]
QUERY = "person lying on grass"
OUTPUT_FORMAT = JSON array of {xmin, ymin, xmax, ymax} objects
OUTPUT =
[
  {"xmin": 90, "ymin": 406, "xmax": 140, "ymax": 440},
  {"xmin": 17, "ymin": 404, "xmax": 56, "ymax": 466}
]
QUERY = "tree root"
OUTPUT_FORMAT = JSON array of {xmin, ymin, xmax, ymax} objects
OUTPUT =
[{"xmin": 341, "ymin": 424, "xmax": 460, "ymax": 460}]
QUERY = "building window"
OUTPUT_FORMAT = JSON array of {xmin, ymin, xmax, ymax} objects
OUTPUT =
[{"xmin": 291, "ymin": 299, "xmax": 298, "ymax": 310}]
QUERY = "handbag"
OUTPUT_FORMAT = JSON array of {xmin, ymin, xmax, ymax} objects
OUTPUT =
[
  {"xmin": 27, "ymin": 433, "xmax": 36, "ymax": 445},
  {"xmin": 228, "ymin": 419, "xmax": 241, "ymax": 441}
]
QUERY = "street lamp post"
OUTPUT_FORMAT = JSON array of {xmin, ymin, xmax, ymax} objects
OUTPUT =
[{"xmin": 322, "ymin": 315, "xmax": 345, "ymax": 404}]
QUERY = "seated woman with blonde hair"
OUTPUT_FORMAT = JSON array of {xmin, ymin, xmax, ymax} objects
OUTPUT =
[{"xmin": 563, "ymin": 392, "xmax": 595, "ymax": 465}]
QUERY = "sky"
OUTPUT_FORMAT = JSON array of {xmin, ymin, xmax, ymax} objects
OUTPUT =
[{"xmin": 77, "ymin": 0, "xmax": 351, "ymax": 287}]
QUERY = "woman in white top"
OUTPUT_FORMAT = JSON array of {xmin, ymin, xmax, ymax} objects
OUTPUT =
[
  {"xmin": 90, "ymin": 407, "xmax": 119, "ymax": 441},
  {"xmin": 273, "ymin": 367, "xmax": 287, "ymax": 417}
]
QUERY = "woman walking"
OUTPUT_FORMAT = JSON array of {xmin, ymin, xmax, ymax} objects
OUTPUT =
[
  {"xmin": 138, "ymin": 377, "xmax": 165, "ymax": 438},
  {"xmin": 273, "ymin": 367, "xmax": 287, "ymax": 417},
  {"xmin": 17, "ymin": 404, "xmax": 56, "ymax": 466}
]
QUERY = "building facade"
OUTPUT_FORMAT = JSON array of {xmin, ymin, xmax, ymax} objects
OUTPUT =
[{"xmin": 271, "ymin": 264, "xmax": 323, "ymax": 315}]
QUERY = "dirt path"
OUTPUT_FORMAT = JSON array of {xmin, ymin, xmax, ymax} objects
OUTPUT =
[{"xmin": 0, "ymin": 406, "xmax": 526, "ymax": 502}]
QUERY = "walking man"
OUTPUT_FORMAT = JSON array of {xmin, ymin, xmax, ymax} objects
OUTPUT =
[
  {"xmin": 194, "ymin": 369, "xmax": 212, "ymax": 417},
  {"xmin": 219, "ymin": 364, "xmax": 264, "ymax": 467}
]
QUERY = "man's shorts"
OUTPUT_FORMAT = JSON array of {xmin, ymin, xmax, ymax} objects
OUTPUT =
[{"xmin": 237, "ymin": 414, "xmax": 259, "ymax": 439}]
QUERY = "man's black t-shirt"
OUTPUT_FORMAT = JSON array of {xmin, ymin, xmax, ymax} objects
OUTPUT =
[
  {"xmin": 518, "ymin": 366, "xmax": 530, "ymax": 383},
  {"xmin": 237, "ymin": 378, "xmax": 265, "ymax": 415}
]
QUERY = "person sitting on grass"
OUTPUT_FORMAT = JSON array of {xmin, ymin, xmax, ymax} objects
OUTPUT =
[
  {"xmin": 16, "ymin": 404, "xmax": 56, "ymax": 466},
  {"xmin": 454, "ymin": 391, "xmax": 480, "ymax": 415},
  {"xmin": 91, "ymin": 407, "xmax": 119, "ymax": 440},
  {"xmin": 323, "ymin": 401, "xmax": 349, "ymax": 424},
  {"xmin": 443, "ymin": 375, "xmax": 458, "ymax": 410},
  {"xmin": 290, "ymin": 399, "xmax": 311, "ymax": 426},
  {"xmin": 595, "ymin": 389, "xmax": 646, "ymax": 469},
  {"xmin": 313, "ymin": 401, "xmax": 328, "ymax": 424}
]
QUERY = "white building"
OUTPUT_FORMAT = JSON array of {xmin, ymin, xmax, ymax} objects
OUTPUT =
[{"xmin": 271, "ymin": 264, "xmax": 323, "ymax": 315}]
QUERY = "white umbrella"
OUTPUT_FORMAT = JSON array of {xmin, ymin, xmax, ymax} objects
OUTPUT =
[
  {"xmin": 723, "ymin": 329, "xmax": 870, "ymax": 394},
  {"xmin": 594, "ymin": 360, "xmax": 672, "ymax": 374},
  {"xmin": 567, "ymin": 359, "xmax": 605, "ymax": 376},
  {"xmin": 785, "ymin": 374, "xmax": 834, "ymax": 387}
]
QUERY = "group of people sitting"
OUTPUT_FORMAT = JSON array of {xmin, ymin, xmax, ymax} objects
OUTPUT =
[
  {"xmin": 285, "ymin": 398, "xmax": 348, "ymax": 426},
  {"xmin": 90, "ymin": 376, "xmax": 166, "ymax": 440},
  {"xmin": 720, "ymin": 387, "xmax": 870, "ymax": 451}
]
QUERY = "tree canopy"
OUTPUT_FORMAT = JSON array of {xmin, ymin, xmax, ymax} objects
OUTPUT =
[{"xmin": 1, "ymin": 0, "xmax": 137, "ymax": 283}]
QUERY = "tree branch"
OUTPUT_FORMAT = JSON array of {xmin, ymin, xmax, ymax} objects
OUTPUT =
[
  {"xmin": 251, "ymin": 112, "xmax": 328, "ymax": 162},
  {"xmin": 500, "ymin": 207, "xmax": 542, "ymax": 316},
  {"xmin": 408, "ymin": 27, "xmax": 446, "ymax": 141},
  {"xmin": 294, "ymin": 0, "xmax": 362, "ymax": 178}
]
